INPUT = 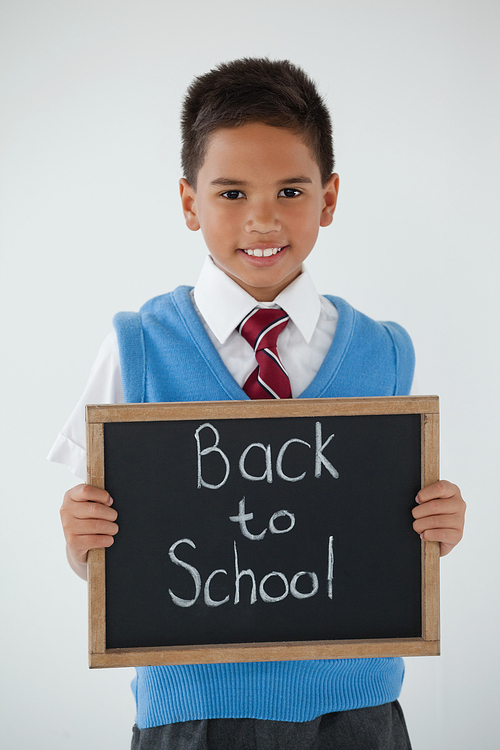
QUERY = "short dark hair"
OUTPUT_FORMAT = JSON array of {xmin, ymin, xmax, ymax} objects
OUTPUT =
[{"xmin": 181, "ymin": 58, "xmax": 334, "ymax": 188}]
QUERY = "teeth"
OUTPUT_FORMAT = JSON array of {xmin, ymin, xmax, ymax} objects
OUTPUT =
[{"xmin": 245, "ymin": 247, "xmax": 282, "ymax": 257}]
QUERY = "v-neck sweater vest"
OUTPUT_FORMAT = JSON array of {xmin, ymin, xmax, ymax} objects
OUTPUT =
[{"xmin": 113, "ymin": 286, "xmax": 415, "ymax": 728}]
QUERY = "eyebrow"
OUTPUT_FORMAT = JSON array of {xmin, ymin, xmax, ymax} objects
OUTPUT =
[
  {"xmin": 210, "ymin": 178, "xmax": 246, "ymax": 187},
  {"xmin": 209, "ymin": 176, "xmax": 313, "ymax": 187}
]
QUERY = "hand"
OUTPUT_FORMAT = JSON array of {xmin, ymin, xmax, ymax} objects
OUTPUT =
[
  {"xmin": 60, "ymin": 484, "xmax": 118, "ymax": 578},
  {"xmin": 412, "ymin": 480, "xmax": 466, "ymax": 557}
]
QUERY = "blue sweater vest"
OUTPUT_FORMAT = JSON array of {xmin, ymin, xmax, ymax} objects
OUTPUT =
[{"xmin": 113, "ymin": 286, "xmax": 415, "ymax": 728}]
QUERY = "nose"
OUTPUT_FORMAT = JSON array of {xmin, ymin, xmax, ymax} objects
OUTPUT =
[{"xmin": 245, "ymin": 199, "xmax": 282, "ymax": 234}]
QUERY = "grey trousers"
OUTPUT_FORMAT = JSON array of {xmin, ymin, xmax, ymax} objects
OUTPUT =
[{"xmin": 131, "ymin": 701, "xmax": 412, "ymax": 749}]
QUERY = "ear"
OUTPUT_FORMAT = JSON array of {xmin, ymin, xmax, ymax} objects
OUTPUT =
[
  {"xmin": 179, "ymin": 178, "xmax": 200, "ymax": 231},
  {"xmin": 319, "ymin": 173, "xmax": 340, "ymax": 228}
]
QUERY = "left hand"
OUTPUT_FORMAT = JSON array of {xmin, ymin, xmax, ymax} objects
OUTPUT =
[{"xmin": 412, "ymin": 480, "xmax": 466, "ymax": 557}]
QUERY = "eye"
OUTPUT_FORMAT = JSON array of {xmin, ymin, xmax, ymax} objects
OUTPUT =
[
  {"xmin": 278, "ymin": 188, "xmax": 302, "ymax": 198},
  {"xmin": 221, "ymin": 190, "xmax": 245, "ymax": 200}
]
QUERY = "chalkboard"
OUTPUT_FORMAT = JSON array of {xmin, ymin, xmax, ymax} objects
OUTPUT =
[{"xmin": 86, "ymin": 396, "xmax": 440, "ymax": 669}]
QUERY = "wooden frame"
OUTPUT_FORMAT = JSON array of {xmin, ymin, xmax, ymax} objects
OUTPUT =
[{"xmin": 87, "ymin": 395, "xmax": 440, "ymax": 668}]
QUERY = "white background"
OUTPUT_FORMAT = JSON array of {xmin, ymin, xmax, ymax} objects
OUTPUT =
[{"xmin": 1, "ymin": 1, "xmax": 499, "ymax": 747}]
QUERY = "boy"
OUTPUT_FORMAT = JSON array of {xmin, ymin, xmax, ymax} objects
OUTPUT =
[{"xmin": 52, "ymin": 58, "xmax": 466, "ymax": 749}]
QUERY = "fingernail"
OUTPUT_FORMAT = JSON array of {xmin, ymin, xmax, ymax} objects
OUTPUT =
[
  {"xmin": 415, "ymin": 495, "xmax": 420, "ymax": 504},
  {"xmin": 109, "ymin": 497, "xmax": 114, "ymax": 505}
]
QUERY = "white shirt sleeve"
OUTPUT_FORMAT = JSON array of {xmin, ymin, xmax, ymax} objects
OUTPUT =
[{"xmin": 46, "ymin": 331, "xmax": 124, "ymax": 481}]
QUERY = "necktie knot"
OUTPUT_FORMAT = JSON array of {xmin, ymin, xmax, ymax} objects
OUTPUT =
[
  {"xmin": 238, "ymin": 307, "xmax": 290, "ymax": 352},
  {"xmin": 238, "ymin": 307, "xmax": 292, "ymax": 400}
]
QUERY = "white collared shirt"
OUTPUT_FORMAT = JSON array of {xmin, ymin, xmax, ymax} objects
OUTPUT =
[
  {"xmin": 193, "ymin": 256, "xmax": 338, "ymax": 396},
  {"xmin": 48, "ymin": 257, "xmax": 338, "ymax": 479}
]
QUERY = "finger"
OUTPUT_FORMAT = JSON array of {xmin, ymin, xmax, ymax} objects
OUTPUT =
[
  {"xmin": 69, "ymin": 534, "xmax": 116, "ymax": 563},
  {"xmin": 63, "ymin": 484, "xmax": 114, "ymax": 507},
  {"xmin": 60, "ymin": 502, "xmax": 118, "ymax": 538},
  {"xmin": 63, "ymin": 500, "xmax": 118, "ymax": 523},
  {"xmin": 413, "ymin": 514, "xmax": 463, "ymax": 535},
  {"xmin": 412, "ymin": 497, "xmax": 464, "ymax": 520},
  {"xmin": 415, "ymin": 480, "xmax": 457, "ymax": 504},
  {"xmin": 62, "ymin": 515, "xmax": 119, "ymax": 539},
  {"xmin": 75, "ymin": 534, "xmax": 116, "ymax": 550},
  {"xmin": 418, "ymin": 527, "xmax": 463, "ymax": 548}
]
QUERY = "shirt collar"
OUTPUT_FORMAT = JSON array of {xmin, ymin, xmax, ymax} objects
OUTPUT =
[{"xmin": 193, "ymin": 256, "xmax": 321, "ymax": 345}]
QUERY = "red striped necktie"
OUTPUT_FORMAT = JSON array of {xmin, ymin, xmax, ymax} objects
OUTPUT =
[{"xmin": 238, "ymin": 307, "xmax": 292, "ymax": 399}]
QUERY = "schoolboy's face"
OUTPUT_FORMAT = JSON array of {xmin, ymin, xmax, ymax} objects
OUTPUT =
[{"xmin": 180, "ymin": 123, "xmax": 339, "ymax": 301}]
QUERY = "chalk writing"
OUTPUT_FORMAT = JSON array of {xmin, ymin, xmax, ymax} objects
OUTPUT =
[
  {"xmin": 196, "ymin": 421, "xmax": 339, "ymax": 488},
  {"xmin": 195, "ymin": 422, "xmax": 230, "ymax": 490},
  {"xmin": 167, "ymin": 537, "xmax": 327, "ymax": 607},
  {"xmin": 168, "ymin": 420, "xmax": 338, "ymax": 609}
]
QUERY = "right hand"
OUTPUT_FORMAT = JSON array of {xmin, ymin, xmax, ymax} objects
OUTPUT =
[{"xmin": 60, "ymin": 484, "xmax": 118, "ymax": 576}]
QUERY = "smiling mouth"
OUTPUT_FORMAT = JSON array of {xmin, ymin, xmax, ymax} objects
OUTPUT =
[{"xmin": 242, "ymin": 246, "xmax": 285, "ymax": 257}]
